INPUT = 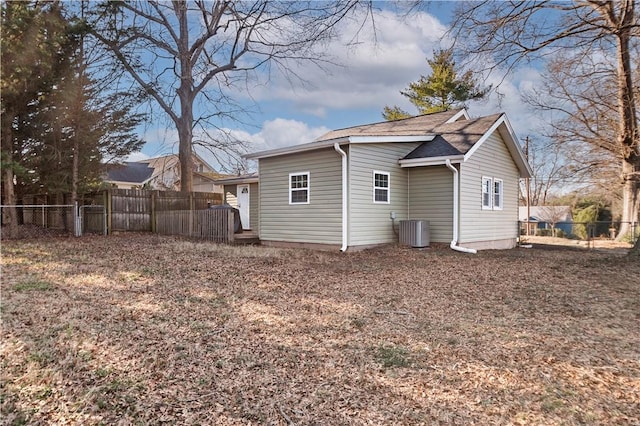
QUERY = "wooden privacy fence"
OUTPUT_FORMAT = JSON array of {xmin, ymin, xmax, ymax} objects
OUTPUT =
[
  {"xmin": 90, "ymin": 188, "xmax": 223, "ymax": 232},
  {"xmin": 156, "ymin": 209, "xmax": 235, "ymax": 243}
]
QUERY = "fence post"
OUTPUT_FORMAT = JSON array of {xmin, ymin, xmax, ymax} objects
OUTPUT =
[
  {"xmin": 151, "ymin": 191, "xmax": 157, "ymax": 233},
  {"xmin": 74, "ymin": 202, "xmax": 81, "ymax": 237},
  {"xmin": 228, "ymin": 210, "xmax": 235, "ymax": 244},
  {"xmin": 104, "ymin": 189, "xmax": 112, "ymax": 235}
]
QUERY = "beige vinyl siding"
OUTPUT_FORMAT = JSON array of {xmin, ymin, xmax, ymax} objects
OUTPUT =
[
  {"xmin": 459, "ymin": 131, "xmax": 520, "ymax": 244},
  {"xmin": 408, "ymin": 166, "xmax": 453, "ymax": 243},
  {"xmin": 223, "ymin": 183, "xmax": 259, "ymax": 230},
  {"xmin": 224, "ymin": 185, "xmax": 238, "ymax": 208},
  {"xmin": 348, "ymin": 143, "xmax": 419, "ymax": 246},
  {"xmin": 249, "ymin": 182, "xmax": 259, "ymax": 232},
  {"xmin": 259, "ymin": 147, "xmax": 343, "ymax": 244}
]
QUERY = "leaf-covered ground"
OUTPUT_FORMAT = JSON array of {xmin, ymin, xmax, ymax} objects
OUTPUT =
[{"xmin": 1, "ymin": 234, "xmax": 639, "ymax": 425}]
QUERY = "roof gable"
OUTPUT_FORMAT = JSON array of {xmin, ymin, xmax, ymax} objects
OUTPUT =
[{"xmin": 403, "ymin": 135, "xmax": 463, "ymax": 159}]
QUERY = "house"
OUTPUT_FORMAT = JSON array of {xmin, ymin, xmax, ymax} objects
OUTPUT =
[
  {"xmin": 105, "ymin": 154, "xmax": 229, "ymax": 193},
  {"xmin": 519, "ymin": 205, "xmax": 573, "ymax": 235},
  {"xmin": 244, "ymin": 109, "xmax": 533, "ymax": 252},
  {"xmin": 214, "ymin": 173, "xmax": 259, "ymax": 231}
]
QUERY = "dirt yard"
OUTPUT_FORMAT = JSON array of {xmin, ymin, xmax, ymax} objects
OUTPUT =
[{"xmin": 1, "ymin": 235, "xmax": 639, "ymax": 425}]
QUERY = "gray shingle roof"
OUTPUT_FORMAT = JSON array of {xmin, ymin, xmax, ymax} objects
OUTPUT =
[
  {"xmin": 105, "ymin": 162, "xmax": 154, "ymax": 183},
  {"xmin": 315, "ymin": 109, "xmax": 464, "ymax": 142},
  {"xmin": 416, "ymin": 113, "xmax": 502, "ymax": 157},
  {"xmin": 403, "ymin": 135, "xmax": 463, "ymax": 158},
  {"xmin": 314, "ymin": 109, "xmax": 503, "ymax": 161}
]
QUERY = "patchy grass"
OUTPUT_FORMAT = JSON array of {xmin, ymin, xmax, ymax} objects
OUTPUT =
[
  {"xmin": 1, "ymin": 234, "xmax": 639, "ymax": 425},
  {"xmin": 12, "ymin": 279, "xmax": 54, "ymax": 292}
]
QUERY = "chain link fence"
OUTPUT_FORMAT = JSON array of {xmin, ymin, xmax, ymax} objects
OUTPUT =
[{"xmin": 520, "ymin": 220, "xmax": 638, "ymax": 245}]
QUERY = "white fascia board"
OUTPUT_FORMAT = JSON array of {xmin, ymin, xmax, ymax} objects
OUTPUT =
[
  {"xmin": 446, "ymin": 109, "xmax": 470, "ymax": 123},
  {"xmin": 349, "ymin": 135, "xmax": 435, "ymax": 143},
  {"xmin": 399, "ymin": 155, "xmax": 464, "ymax": 168},
  {"xmin": 499, "ymin": 116, "xmax": 534, "ymax": 178},
  {"xmin": 463, "ymin": 114, "xmax": 533, "ymax": 178},
  {"xmin": 463, "ymin": 114, "xmax": 505, "ymax": 161},
  {"xmin": 214, "ymin": 176, "xmax": 259, "ymax": 185},
  {"xmin": 244, "ymin": 138, "xmax": 347, "ymax": 159},
  {"xmin": 244, "ymin": 135, "xmax": 435, "ymax": 159}
]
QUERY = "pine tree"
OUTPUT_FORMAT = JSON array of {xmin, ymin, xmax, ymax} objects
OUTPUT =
[{"xmin": 382, "ymin": 48, "xmax": 489, "ymax": 121}]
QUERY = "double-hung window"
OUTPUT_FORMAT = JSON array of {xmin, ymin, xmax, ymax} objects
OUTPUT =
[
  {"xmin": 289, "ymin": 172, "xmax": 309, "ymax": 204},
  {"xmin": 373, "ymin": 171, "xmax": 390, "ymax": 203},
  {"xmin": 482, "ymin": 176, "xmax": 503, "ymax": 210},
  {"xmin": 493, "ymin": 178, "xmax": 503, "ymax": 210},
  {"xmin": 482, "ymin": 177, "xmax": 492, "ymax": 210}
]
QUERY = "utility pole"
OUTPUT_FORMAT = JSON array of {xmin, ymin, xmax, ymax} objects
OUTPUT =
[{"xmin": 524, "ymin": 136, "xmax": 531, "ymax": 236}]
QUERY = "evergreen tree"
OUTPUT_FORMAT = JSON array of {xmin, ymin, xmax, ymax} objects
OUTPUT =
[
  {"xmin": 1, "ymin": 1, "xmax": 70, "ymax": 235},
  {"xmin": 1, "ymin": 1, "xmax": 145, "ymax": 214},
  {"xmin": 382, "ymin": 48, "xmax": 489, "ymax": 121}
]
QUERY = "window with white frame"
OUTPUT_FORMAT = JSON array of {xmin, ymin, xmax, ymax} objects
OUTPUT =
[
  {"xmin": 482, "ymin": 176, "xmax": 503, "ymax": 210},
  {"xmin": 373, "ymin": 171, "xmax": 390, "ymax": 203},
  {"xmin": 493, "ymin": 178, "xmax": 503, "ymax": 210},
  {"xmin": 482, "ymin": 177, "xmax": 492, "ymax": 209},
  {"xmin": 289, "ymin": 172, "xmax": 309, "ymax": 204}
]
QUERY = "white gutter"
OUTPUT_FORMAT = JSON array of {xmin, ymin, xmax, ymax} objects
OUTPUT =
[
  {"xmin": 334, "ymin": 143, "xmax": 348, "ymax": 252},
  {"xmin": 245, "ymin": 135, "xmax": 435, "ymax": 160},
  {"xmin": 445, "ymin": 159, "xmax": 477, "ymax": 254},
  {"xmin": 399, "ymin": 155, "xmax": 464, "ymax": 168}
]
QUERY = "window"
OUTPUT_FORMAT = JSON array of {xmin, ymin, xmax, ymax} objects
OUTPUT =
[
  {"xmin": 373, "ymin": 171, "xmax": 390, "ymax": 203},
  {"xmin": 482, "ymin": 177, "xmax": 492, "ymax": 210},
  {"xmin": 289, "ymin": 172, "xmax": 309, "ymax": 204},
  {"xmin": 493, "ymin": 178, "xmax": 503, "ymax": 210},
  {"xmin": 482, "ymin": 176, "xmax": 503, "ymax": 210}
]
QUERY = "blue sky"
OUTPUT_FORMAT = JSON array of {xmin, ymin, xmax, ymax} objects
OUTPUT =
[{"xmin": 129, "ymin": 3, "xmax": 546, "ymax": 171}]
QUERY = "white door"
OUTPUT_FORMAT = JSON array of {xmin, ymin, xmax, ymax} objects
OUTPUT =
[{"xmin": 237, "ymin": 185, "xmax": 250, "ymax": 230}]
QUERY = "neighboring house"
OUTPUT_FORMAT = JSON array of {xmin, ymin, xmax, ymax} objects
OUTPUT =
[
  {"xmin": 214, "ymin": 173, "xmax": 259, "ymax": 231},
  {"xmin": 519, "ymin": 205, "xmax": 573, "ymax": 235},
  {"xmin": 245, "ymin": 109, "xmax": 533, "ymax": 251},
  {"xmin": 105, "ymin": 154, "xmax": 228, "ymax": 193}
]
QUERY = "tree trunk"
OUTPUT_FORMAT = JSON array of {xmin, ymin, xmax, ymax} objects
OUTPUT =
[
  {"xmin": 613, "ymin": 2, "xmax": 639, "ymax": 246},
  {"xmin": 2, "ymin": 116, "xmax": 18, "ymax": 238},
  {"xmin": 177, "ymin": 116, "xmax": 193, "ymax": 193},
  {"xmin": 72, "ymin": 138, "xmax": 79, "ymax": 205},
  {"xmin": 618, "ymin": 158, "xmax": 640, "ymax": 237},
  {"xmin": 176, "ymin": 1, "xmax": 193, "ymax": 193},
  {"xmin": 2, "ymin": 167, "xmax": 19, "ymax": 238}
]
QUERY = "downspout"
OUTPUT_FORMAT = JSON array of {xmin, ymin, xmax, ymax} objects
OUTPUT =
[
  {"xmin": 334, "ymin": 143, "xmax": 348, "ymax": 252},
  {"xmin": 445, "ymin": 159, "xmax": 477, "ymax": 254}
]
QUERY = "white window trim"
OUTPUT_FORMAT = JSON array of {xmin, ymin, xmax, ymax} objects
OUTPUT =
[
  {"xmin": 373, "ymin": 170, "xmax": 390, "ymax": 204},
  {"xmin": 289, "ymin": 172, "xmax": 310, "ymax": 205},
  {"xmin": 493, "ymin": 178, "xmax": 503, "ymax": 210},
  {"xmin": 482, "ymin": 176, "xmax": 493, "ymax": 210}
]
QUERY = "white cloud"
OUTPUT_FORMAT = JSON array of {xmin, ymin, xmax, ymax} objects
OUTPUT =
[
  {"xmin": 140, "ymin": 118, "xmax": 331, "ymax": 171},
  {"xmin": 246, "ymin": 9, "xmax": 448, "ymax": 116}
]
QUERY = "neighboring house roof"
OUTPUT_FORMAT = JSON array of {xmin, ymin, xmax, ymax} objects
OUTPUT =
[
  {"xmin": 213, "ymin": 172, "xmax": 259, "ymax": 185},
  {"xmin": 196, "ymin": 172, "xmax": 235, "ymax": 182},
  {"xmin": 245, "ymin": 109, "xmax": 532, "ymax": 178},
  {"xmin": 518, "ymin": 206, "xmax": 573, "ymax": 222},
  {"xmin": 104, "ymin": 153, "xmax": 218, "ymax": 189},
  {"xmin": 105, "ymin": 162, "xmax": 154, "ymax": 184}
]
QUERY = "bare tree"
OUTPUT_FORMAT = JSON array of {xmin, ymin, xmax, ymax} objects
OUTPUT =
[
  {"xmin": 536, "ymin": 205, "xmax": 571, "ymax": 237},
  {"xmin": 521, "ymin": 137, "xmax": 577, "ymax": 206},
  {"xmin": 450, "ymin": 0, "xmax": 639, "ymax": 249},
  {"xmin": 522, "ymin": 50, "xmax": 634, "ymax": 214},
  {"xmin": 91, "ymin": 1, "xmax": 367, "ymax": 192}
]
